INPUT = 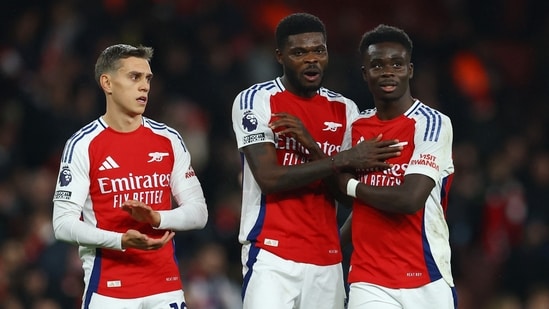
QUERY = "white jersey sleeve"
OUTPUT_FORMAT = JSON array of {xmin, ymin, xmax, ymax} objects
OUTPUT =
[
  {"xmin": 232, "ymin": 83, "xmax": 276, "ymax": 150},
  {"xmin": 53, "ymin": 199, "xmax": 123, "ymax": 249},
  {"xmin": 405, "ymin": 111, "xmax": 454, "ymax": 182},
  {"xmin": 157, "ymin": 129, "xmax": 208, "ymax": 230},
  {"xmin": 52, "ymin": 124, "xmax": 124, "ymax": 250},
  {"xmin": 341, "ymin": 100, "xmax": 360, "ymax": 151}
]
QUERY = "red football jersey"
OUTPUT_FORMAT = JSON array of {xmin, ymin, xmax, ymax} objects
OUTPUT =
[
  {"xmin": 53, "ymin": 117, "xmax": 204, "ymax": 299},
  {"xmin": 348, "ymin": 100, "xmax": 455, "ymax": 288},
  {"xmin": 233, "ymin": 77, "xmax": 359, "ymax": 265}
]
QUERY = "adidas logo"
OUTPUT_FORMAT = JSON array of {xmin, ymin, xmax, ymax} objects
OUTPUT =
[{"xmin": 99, "ymin": 156, "xmax": 120, "ymax": 171}]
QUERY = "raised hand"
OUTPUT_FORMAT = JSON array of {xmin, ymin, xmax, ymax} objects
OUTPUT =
[
  {"xmin": 121, "ymin": 200, "xmax": 161, "ymax": 227},
  {"xmin": 269, "ymin": 112, "xmax": 324, "ymax": 159},
  {"xmin": 269, "ymin": 113, "xmax": 401, "ymax": 171},
  {"xmin": 337, "ymin": 134, "xmax": 401, "ymax": 171}
]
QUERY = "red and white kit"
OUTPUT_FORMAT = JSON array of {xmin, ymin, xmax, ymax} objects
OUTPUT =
[
  {"xmin": 52, "ymin": 116, "xmax": 207, "ymax": 306},
  {"xmin": 348, "ymin": 99, "xmax": 455, "ymax": 289},
  {"xmin": 232, "ymin": 77, "xmax": 359, "ymax": 308}
]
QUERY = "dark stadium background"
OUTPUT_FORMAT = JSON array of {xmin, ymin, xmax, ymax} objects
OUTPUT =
[{"xmin": 1, "ymin": 0, "xmax": 548, "ymax": 308}]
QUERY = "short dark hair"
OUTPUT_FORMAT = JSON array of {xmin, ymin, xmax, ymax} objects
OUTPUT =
[
  {"xmin": 358, "ymin": 24, "xmax": 413, "ymax": 57},
  {"xmin": 94, "ymin": 44, "xmax": 154, "ymax": 85},
  {"xmin": 275, "ymin": 13, "xmax": 326, "ymax": 49}
]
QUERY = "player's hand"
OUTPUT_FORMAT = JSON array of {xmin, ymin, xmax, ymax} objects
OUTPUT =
[
  {"xmin": 121, "ymin": 200, "xmax": 161, "ymax": 227},
  {"xmin": 269, "ymin": 112, "xmax": 323, "ymax": 158},
  {"xmin": 337, "ymin": 134, "xmax": 401, "ymax": 170},
  {"xmin": 121, "ymin": 229, "xmax": 175, "ymax": 250}
]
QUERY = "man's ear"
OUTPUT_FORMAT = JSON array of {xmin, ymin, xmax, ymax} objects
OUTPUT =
[
  {"xmin": 275, "ymin": 49, "xmax": 283, "ymax": 65},
  {"xmin": 409, "ymin": 62, "xmax": 414, "ymax": 79},
  {"xmin": 361, "ymin": 65, "xmax": 367, "ymax": 81},
  {"xmin": 99, "ymin": 74, "xmax": 112, "ymax": 94}
]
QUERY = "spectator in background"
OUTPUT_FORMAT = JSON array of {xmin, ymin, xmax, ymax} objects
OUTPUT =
[
  {"xmin": 51, "ymin": 44, "xmax": 208, "ymax": 308},
  {"xmin": 184, "ymin": 242, "xmax": 242, "ymax": 309}
]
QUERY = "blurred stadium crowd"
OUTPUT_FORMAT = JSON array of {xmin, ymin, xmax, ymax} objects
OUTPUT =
[{"xmin": 1, "ymin": 0, "xmax": 549, "ymax": 308}]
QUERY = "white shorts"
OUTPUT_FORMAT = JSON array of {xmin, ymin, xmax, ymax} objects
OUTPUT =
[
  {"xmin": 347, "ymin": 278, "xmax": 457, "ymax": 309},
  {"xmin": 84, "ymin": 290, "xmax": 186, "ymax": 309},
  {"xmin": 242, "ymin": 245, "xmax": 345, "ymax": 309}
]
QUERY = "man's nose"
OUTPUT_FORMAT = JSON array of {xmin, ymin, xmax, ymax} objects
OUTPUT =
[{"xmin": 304, "ymin": 51, "xmax": 320, "ymax": 62}]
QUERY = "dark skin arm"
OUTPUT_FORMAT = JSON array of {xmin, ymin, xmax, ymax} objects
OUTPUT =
[
  {"xmin": 246, "ymin": 113, "xmax": 402, "ymax": 195},
  {"xmin": 338, "ymin": 173, "xmax": 435, "ymax": 214},
  {"xmin": 268, "ymin": 112, "xmax": 348, "ymax": 203},
  {"xmin": 269, "ymin": 114, "xmax": 397, "ymax": 174},
  {"xmin": 243, "ymin": 142, "xmax": 331, "ymax": 194},
  {"xmin": 339, "ymin": 174, "xmax": 434, "ymax": 249},
  {"xmin": 269, "ymin": 113, "xmax": 326, "ymax": 160}
]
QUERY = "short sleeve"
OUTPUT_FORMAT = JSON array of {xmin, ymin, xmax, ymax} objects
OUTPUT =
[{"xmin": 232, "ymin": 88, "xmax": 275, "ymax": 150}]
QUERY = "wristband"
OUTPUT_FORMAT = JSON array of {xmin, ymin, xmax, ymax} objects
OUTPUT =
[{"xmin": 346, "ymin": 178, "xmax": 360, "ymax": 198}]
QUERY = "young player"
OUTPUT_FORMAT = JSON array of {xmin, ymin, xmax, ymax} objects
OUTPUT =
[
  {"xmin": 52, "ymin": 44, "xmax": 208, "ymax": 309},
  {"xmin": 340, "ymin": 24, "xmax": 457, "ymax": 309},
  {"xmin": 232, "ymin": 13, "xmax": 401, "ymax": 309}
]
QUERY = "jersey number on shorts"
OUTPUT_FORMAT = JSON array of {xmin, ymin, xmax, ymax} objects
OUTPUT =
[{"xmin": 169, "ymin": 302, "xmax": 187, "ymax": 309}]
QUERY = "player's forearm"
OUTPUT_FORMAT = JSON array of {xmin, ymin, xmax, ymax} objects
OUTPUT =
[
  {"xmin": 299, "ymin": 141, "xmax": 351, "ymax": 202},
  {"xmin": 53, "ymin": 201, "xmax": 123, "ymax": 249},
  {"xmin": 254, "ymin": 157, "xmax": 340, "ymax": 194},
  {"xmin": 353, "ymin": 180, "xmax": 429, "ymax": 214},
  {"xmin": 164, "ymin": 185, "xmax": 208, "ymax": 230}
]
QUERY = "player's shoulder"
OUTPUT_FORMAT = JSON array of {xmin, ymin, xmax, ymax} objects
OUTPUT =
[
  {"xmin": 237, "ymin": 78, "xmax": 282, "ymax": 97},
  {"xmin": 318, "ymin": 87, "xmax": 356, "ymax": 105},
  {"xmin": 357, "ymin": 108, "xmax": 377, "ymax": 118},
  {"xmin": 407, "ymin": 100, "xmax": 451, "ymax": 122},
  {"xmin": 142, "ymin": 117, "xmax": 180, "ymax": 136},
  {"xmin": 233, "ymin": 78, "xmax": 283, "ymax": 113},
  {"xmin": 60, "ymin": 118, "xmax": 106, "ymax": 163},
  {"xmin": 412, "ymin": 100, "xmax": 447, "ymax": 114},
  {"xmin": 143, "ymin": 117, "xmax": 190, "ymax": 153},
  {"xmin": 66, "ymin": 118, "xmax": 105, "ymax": 144}
]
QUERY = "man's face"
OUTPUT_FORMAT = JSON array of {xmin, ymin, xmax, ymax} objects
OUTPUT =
[
  {"xmin": 276, "ymin": 32, "xmax": 328, "ymax": 97},
  {"xmin": 362, "ymin": 41, "xmax": 413, "ymax": 102},
  {"xmin": 106, "ymin": 57, "xmax": 153, "ymax": 116}
]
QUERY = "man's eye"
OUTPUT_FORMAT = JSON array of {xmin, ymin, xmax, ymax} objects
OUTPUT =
[
  {"xmin": 294, "ymin": 51, "xmax": 304, "ymax": 56},
  {"xmin": 394, "ymin": 63, "xmax": 407, "ymax": 70}
]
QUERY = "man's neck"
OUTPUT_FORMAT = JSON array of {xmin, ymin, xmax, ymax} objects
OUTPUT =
[{"xmin": 102, "ymin": 113, "xmax": 142, "ymax": 132}]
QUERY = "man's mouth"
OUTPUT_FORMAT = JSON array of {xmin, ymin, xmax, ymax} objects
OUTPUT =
[
  {"xmin": 380, "ymin": 85, "xmax": 396, "ymax": 92},
  {"xmin": 379, "ymin": 81, "xmax": 397, "ymax": 92},
  {"xmin": 304, "ymin": 70, "xmax": 320, "ymax": 82}
]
